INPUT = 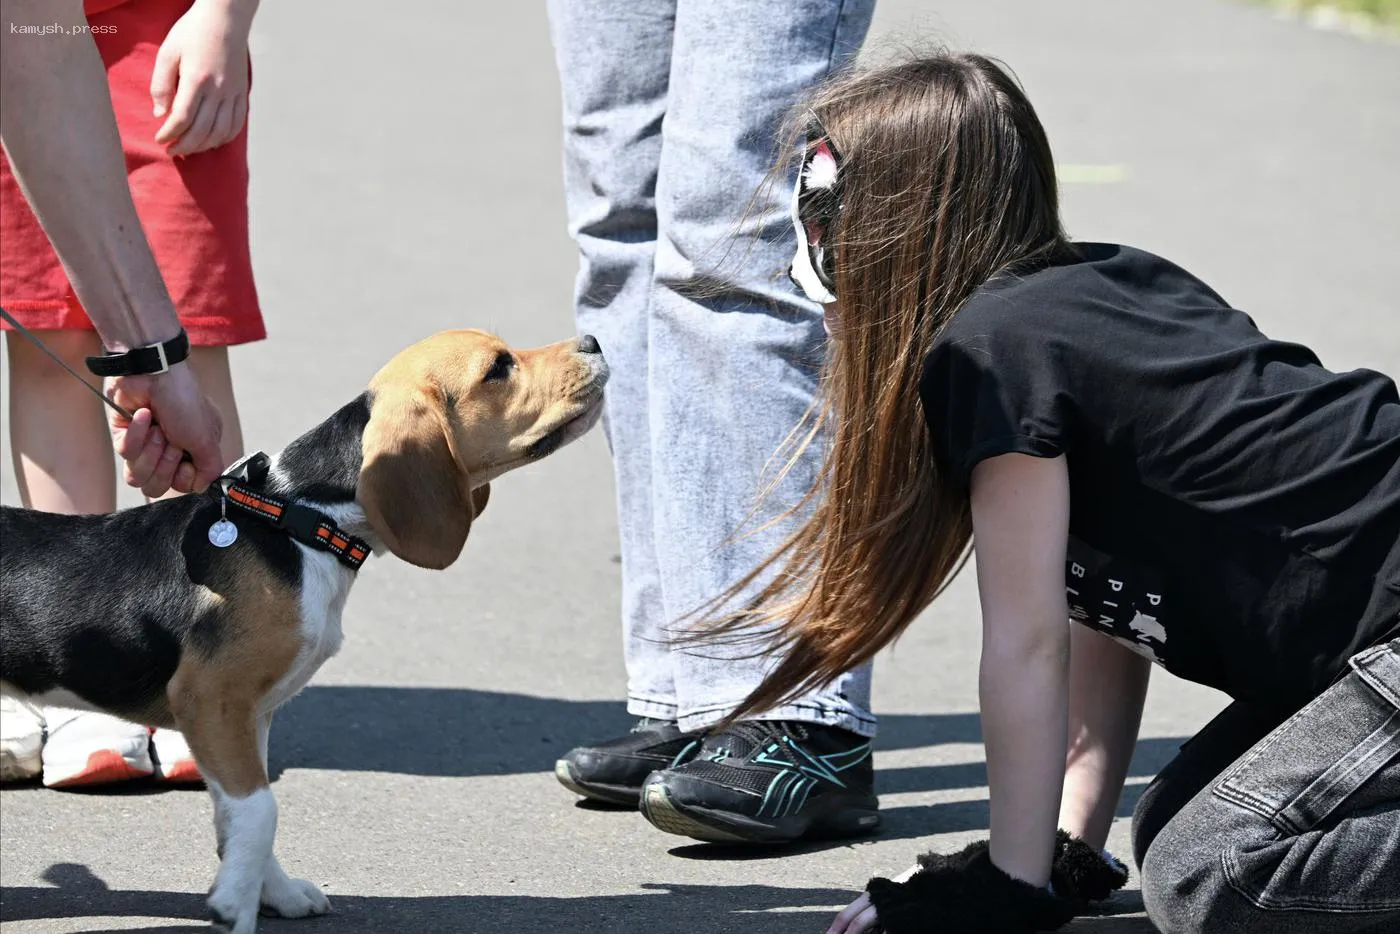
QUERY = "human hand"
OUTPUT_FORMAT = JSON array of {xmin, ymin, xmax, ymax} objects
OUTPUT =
[
  {"xmin": 827, "ymin": 864, "xmax": 918, "ymax": 934},
  {"xmin": 827, "ymin": 892, "xmax": 879, "ymax": 934},
  {"xmin": 107, "ymin": 364, "xmax": 224, "ymax": 497},
  {"xmin": 151, "ymin": 0, "xmax": 258, "ymax": 156}
]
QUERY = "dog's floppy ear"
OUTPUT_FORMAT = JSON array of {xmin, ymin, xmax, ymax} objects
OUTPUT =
[{"xmin": 358, "ymin": 387, "xmax": 477, "ymax": 569}]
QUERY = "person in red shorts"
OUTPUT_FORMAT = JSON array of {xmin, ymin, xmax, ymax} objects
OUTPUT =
[{"xmin": 0, "ymin": 0, "xmax": 263, "ymax": 789}]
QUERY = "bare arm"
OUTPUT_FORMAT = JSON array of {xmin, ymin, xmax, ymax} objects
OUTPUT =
[
  {"xmin": 150, "ymin": 0, "xmax": 260, "ymax": 156},
  {"xmin": 971, "ymin": 452, "xmax": 1073, "ymax": 887},
  {"xmin": 831, "ymin": 460, "xmax": 1127, "ymax": 934},
  {"xmin": 1059, "ymin": 625, "xmax": 1150, "ymax": 850},
  {"xmin": 1, "ymin": 0, "xmax": 225, "ymax": 493},
  {"xmin": 0, "ymin": 0, "xmax": 180, "ymax": 350},
  {"xmin": 830, "ymin": 455, "xmax": 1076, "ymax": 934}
]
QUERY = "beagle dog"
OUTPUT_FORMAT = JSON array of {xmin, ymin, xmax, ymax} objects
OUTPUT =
[{"xmin": 0, "ymin": 330, "xmax": 607, "ymax": 934}]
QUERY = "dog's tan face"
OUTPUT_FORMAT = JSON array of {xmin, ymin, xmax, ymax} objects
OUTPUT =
[{"xmin": 356, "ymin": 329, "xmax": 607, "ymax": 570}]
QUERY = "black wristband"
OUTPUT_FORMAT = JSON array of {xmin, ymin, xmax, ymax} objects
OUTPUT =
[
  {"xmin": 866, "ymin": 840, "xmax": 1078, "ymax": 934},
  {"xmin": 1051, "ymin": 830, "xmax": 1129, "ymax": 906},
  {"xmin": 85, "ymin": 329, "xmax": 190, "ymax": 377}
]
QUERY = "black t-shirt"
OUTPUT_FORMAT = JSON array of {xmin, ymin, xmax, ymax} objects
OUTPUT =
[{"xmin": 921, "ymin": 242, "xmax": 1400, "ymax": 714}]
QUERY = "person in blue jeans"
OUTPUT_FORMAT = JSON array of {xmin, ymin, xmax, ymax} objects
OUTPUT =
[{"xmin": 545, "ymin": 0, "xmax": 881, "ymax": 843}]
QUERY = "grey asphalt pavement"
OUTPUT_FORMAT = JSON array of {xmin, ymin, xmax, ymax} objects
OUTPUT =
[{"xmin": 2, "ymin": 1, "xmax": 1397, "ymax": 932}]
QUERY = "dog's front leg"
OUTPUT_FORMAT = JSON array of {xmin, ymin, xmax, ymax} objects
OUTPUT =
[
  {"xmin": 171, "ymin": 683, "xmax": 326, "ymax": 933},
  {"xmin": 175, "ymin": 696, "xmax": 278, "ymax": 934},
  {"xmin": 206, "ymin": 778, "xmax": 278, "ymax": 933},
  {"xmin": 254, "ymin": 711, "xmax": 330, "ymax": 919}
]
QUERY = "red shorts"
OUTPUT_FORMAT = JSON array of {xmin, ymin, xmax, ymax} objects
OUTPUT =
[{"xmin": 0, "ymin": 0, "xmax": 265, "ymax": 347}]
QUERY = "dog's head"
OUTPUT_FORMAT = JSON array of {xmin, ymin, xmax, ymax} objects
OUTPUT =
[{"xmin": 357, "ymin": 330, "xmax": 608, "ymax": 569}]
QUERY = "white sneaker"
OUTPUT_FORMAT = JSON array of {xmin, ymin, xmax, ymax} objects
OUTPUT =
[
  {"xmin": 0, "ymin": 694, "xmax": 44, "ymax": 782},
  {"xmin": 151, "ymin": 728, "xmax": 203, "ymax": 784},
  {"xmin": 41, "ymin": 707, "xmax": 153, "ymax": 788}
]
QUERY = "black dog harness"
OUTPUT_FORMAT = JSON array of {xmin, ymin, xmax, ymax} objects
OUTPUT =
[{"xmin": 213, "ymin": 452, "xmax": 372, "ymax": 571}]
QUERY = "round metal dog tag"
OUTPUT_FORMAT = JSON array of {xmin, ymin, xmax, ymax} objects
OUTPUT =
[{"xmin": 208, "ymin": 518, "xmax": 239, "ymax": 548}]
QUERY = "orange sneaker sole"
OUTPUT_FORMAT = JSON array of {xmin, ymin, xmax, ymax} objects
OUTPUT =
[
  {"xmin": 157, "ymin": 759, "xmax": 204, "ymax": 784},
  {"xmin": 46, "ymin": 749, "xmax": 153, "ymax": 788}
]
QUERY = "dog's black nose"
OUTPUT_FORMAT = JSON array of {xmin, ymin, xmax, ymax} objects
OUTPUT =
[{"xmin": 578, "ymin": 334, "xmax": 602, "ymax": 355}]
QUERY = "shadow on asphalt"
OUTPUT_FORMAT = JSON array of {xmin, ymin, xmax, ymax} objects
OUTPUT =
[
  {"xmin": 876, "ymin": 779, "xmax": 1155, "ymax": 844},
  {"xmin": 877, "ymin": 735, "xmax": 1184, "ymax": 796},
  {"xmin": 266, "ymin": 686, "xmax": 987, "ymax": 780},
  {"xmin": 872, "ymin": 735, "xmax": 1183, "ymax": 843},
  {"xmin": 0, "ymin": 863, "xmax": 861, "ymax": 933},
  {"xmin": 0, "ymin": 863, "xmax": 1160, "ymax": 932},
  {"xmin": 269, "ymin": 688, "xmax": 1186, "ymax": 815}
]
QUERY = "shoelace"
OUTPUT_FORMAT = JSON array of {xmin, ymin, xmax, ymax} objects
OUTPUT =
[{"xmin": 706, "ymin": 720, "xmax": 810, "ymax": 760}]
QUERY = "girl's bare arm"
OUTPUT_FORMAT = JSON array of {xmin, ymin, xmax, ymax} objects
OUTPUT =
[
  {"xmin": 1060, "ymin": 624, "xmax": 1150, "ymax": 849},
  {"xmin": 970, "ymin": 451, "xmax": 1073, "ymax": 887}
]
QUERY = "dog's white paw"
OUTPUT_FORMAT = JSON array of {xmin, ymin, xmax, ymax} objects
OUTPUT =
[
  {"xmin": 260, "ymin": 872, "xmax": 330, "ymax": 918},
  {"xmin": 208, "ymin": 888, "xmax": 260, "ymax": 934}
]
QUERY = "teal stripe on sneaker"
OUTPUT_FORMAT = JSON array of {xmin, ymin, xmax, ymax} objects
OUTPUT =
[
  {"xmin": 820, "ymin": 743, "xmax": 872, "ymax": 770},
  {"xmin": 782, "ymin": 776, "xmax": 814, "ymax": 817},
  {"xmin": 788, "ymin": 776, "xmax": 816, "ymax": 816},
  {"xmin": 759, "ymin": 769, "xmax": 794, "ymax": 818}
]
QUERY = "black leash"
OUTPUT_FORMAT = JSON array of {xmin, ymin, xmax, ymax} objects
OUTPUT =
[{"xmin": 0, "ymin": 306, "xmax": 135, "ymax": 420}]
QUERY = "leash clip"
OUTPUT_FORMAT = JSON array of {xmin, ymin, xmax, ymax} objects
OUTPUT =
[
  {"xmin": 208, "ymin": 450, "xmax": 269, "ymax": 549},
  {"xmin": 217, "ymin": 450, "xmax": 271, "ymax": 487}
]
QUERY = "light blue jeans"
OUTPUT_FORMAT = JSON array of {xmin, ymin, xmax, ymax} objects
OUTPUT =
[{"xmin": 546, "ymin": 0, "xmax": 877, "ymax": 737}]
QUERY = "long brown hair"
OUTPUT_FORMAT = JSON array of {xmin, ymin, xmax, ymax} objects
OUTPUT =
[{"xmin": 693, "ymin": 51, "xmax": 1068, "ymax": 719}]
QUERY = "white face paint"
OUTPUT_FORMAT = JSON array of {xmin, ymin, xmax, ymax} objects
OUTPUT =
[{"xmin": 788, "ymin": 159, "xmax": 838, "ymax": 306}]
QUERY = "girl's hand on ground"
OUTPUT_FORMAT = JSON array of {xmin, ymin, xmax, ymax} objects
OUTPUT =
[
  {"xmin": 151, "ymin": 0, "xmax": 258, "ymax": 156},
  {"xmin": 827, "ymin": 864, "xmax": 919, "ymax": 933},
  {"xmin": 827, "ymin": 892, "xmax": 879, "ymax": 934}
]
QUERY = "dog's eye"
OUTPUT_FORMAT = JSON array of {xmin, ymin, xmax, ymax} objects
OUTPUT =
[{"xmin": 483, "ymin": 352, "xmax": 515, "ymax": 383}]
